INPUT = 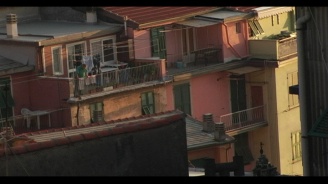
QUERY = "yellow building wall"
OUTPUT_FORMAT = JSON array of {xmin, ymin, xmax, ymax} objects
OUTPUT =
[
  {"xmin": 245, "ymin": 58, "xmax": 302, "ymax": 176},
  {"xmin": 274, "ymin": 58, "xmax": 302, "ymax": 176},
  {"xmin": 252, "ymin": 9, "xmax": 295, "ymax": 40}
]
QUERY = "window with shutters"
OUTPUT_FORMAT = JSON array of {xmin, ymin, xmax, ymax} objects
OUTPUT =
[
  {"xmin": 291, "ymin": 131, "xmax": 302, "ymax": 162},
  {"xmin": 0, "ymin": 77, "xmax": 14, "ymax": 128},
  {"xmin": 90, "ymin": 101, "xmax": 103, "ymax": 123},
  {"xmin": 287, "ymin": 71, "xmax": 299, "ymax": 108},
  {"xmin": 141, "ymin": 91, "xmax": 155, "ymax": 115},
  {"xmin": 52, "ymin": 46, "xmax": 63, "ymax": 75},
  {"xmin": 173, "ymin": 83, "xmax": 191, "ymax": 116},
  {"xmin": 248, "ymin": 19, "xmax": 264, "ymax": 37},
  {"xmin": 150, "ymin": 26, "xmax": 166, "ymax": 59}
]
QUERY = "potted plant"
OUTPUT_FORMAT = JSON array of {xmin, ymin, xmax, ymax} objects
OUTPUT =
[{"xmin": 96, "ymin": 86, "xmax": 103, "ymax": 92}]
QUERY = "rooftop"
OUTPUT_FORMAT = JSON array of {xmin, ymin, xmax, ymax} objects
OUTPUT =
[
  {"xmin": 0, "ymin": 20, "xmax": 123, "ymax": 44},
  {"xmin": 0, "ymin": 110, "xmax": 186, "ymax": 156},
  {"xmin": 100, "ymin": 6, "xmax": 221, "ymax": 28}
]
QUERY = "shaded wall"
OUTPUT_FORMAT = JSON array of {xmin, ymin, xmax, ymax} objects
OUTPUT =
[{"xmin": 0, "ymin": 120, "xmax": 188, "ymax": 176}]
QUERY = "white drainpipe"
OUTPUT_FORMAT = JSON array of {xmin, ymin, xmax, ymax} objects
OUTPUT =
[{"xmin": 296, "ymin": 7, "xmax": 311, "ymax": 176}]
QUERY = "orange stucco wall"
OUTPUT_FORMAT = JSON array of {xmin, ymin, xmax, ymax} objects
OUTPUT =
[
  {"xmin": 166, "ymin": 71, "xmax": 231, "ymax": 123},
  {"xmin": 220, "ymin": 21, "xmax": 249, "ymax": 62},
  {"xmin": 133, "ymin": 29, "xmax": 152, "ymax": 59}
]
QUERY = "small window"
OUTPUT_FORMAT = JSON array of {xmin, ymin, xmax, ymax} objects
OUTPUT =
[
  {"xmin": 271, "ymin": 16, "xmax": 274, "ymax": 26},
  {"xmin": 90, "ymin": 101, "xmax": 104, "ymax": 123},
  {"xmin": 276, "ymin": 14, "xmax": 280, "ymax": 25},
  {"xmin": 236, "ymin": 22, "xmax": 241, "ymax": 34},
  {"xmin": 141, "ymin": 91, "xmax": 155, "ymax": 115},
  {"xmin": 287, "ymin": 71, "xmax": 299, "ymax": 108},
  {"xmin": 291, "ymin": 131, "xmax": 302, "ymax": 162},
  {"xmin": 52, "ymin": 46, "xmax": 63, "ymax": 75}
]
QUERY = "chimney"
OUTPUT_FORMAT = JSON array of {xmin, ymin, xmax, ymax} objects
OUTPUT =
[
  {"xmin": 203, "ymin": 113, "xmax": 215, "ymax": 132},
  {"xmin": 214, "ymin": 122, "xmax": 227, "ymax": 141},
  {"xmin": 86, "ymin": 7, "xmax": 97, "ymax": 23},
  {"xmin": 6, "ymin": 14, "xmax": 18, "ymax": 38}
]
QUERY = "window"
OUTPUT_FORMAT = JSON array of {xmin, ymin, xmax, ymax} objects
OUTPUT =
[
  {"xmin": 90, "ymin": 36, "xmax": 117, "ymax": 66},
  {"xmin": 287, "ymin": 71, "xmax": 299, "ymax": 108},
  {"xmin": 291, "ymin": 131, "xmax": 302, "ymax": 162},
  {"xmin": 271, "ymin": 16, "xmax": 274, "ymax": 26},
  {"xmin": 52, "ymin": 46, "xmax": 63, "ymax": 75},
  {"xmin": 276, "ymin": 14, "xmax": 280, "ymax": 25},
  {"xmin": 236, "ymin": 22, "xmax": 241, "ymax": 33},
  {"xmin": 141, "ymin": 91, "xmax": 155, "ymax": 115},
  {"xmin": 90, "ymin": 101, "xmax": 103, "ymax": 123},
  {"xmin": 150, "ymin": 26, "xmax": 166, "ymax": 59},
  {"xmin": 248, "ymin": 19, "xmax": 264, "ymax": 37},
  {"xmin": 67, "ymin": 42, "xmax": 86, "ymax": 78},
  {"xmin": 0, "ymin": 77, "xmax": 14, "ymax": 128}
]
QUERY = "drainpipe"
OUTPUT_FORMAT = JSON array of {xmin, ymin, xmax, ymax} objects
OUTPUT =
[
  {"xmin": 223, "ymin": 23, "xmax": 241, "ymax": 58},
  {"xmin": 124, "ymin": 16, "xmax": 128, "ymax": 37},
  {"xmin": 296, "ymin": 7, "xmax": 311, "ymax": 176}
]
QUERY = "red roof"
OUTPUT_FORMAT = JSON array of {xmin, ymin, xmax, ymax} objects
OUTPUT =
[
  {"xmin": 101, "ymin": 6, "xmax": 221, "ymax": 28},
  {"xmin": 0, "ymin": 110, "xmax": 186, "ymax": 156}
]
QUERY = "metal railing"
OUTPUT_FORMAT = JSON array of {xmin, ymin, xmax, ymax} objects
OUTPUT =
[
  {"xmin": 219, "ymin": 105, "xmax": 266, "ymax": 131},
  {"xmin": 74, "ymin": 62, "xmax": 161, "ymax": 97}
]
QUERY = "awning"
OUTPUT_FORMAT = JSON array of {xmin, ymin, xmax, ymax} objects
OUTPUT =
[
  {"xmin": 175, "ymin": 19, "xmax": 219, "ymax": 28},
  {"xmin": 227, "ymin": 66, "xmax": 262, "ymax": 75},
  {"xmin": 0, "ymin": 89, "xmax": 15, "ymax": 108},
  {"xmin": 308, "ymin": 108, "xmax": 328, "ymax": 138},
  {"xmin": 195, "ymin": 10, "xmax": 253, "ymax": 23},
  {"xmin": 253, "ymin": 7, "xmax": 294, "ymax": 19}
]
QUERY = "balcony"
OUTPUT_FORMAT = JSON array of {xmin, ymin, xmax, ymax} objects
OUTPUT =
[
  {"xmin": 248, "ymin": 36, "xmax": 297, "ymax": 60},
  {"xmin": 219, "ymin": 105, "xmax": 267, "ymax": 136},
  {"xmin": 73, "ymin": 60, "xmax": 165, "ymax": 97}
]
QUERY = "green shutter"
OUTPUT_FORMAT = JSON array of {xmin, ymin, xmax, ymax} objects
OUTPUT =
[
  {"xmin": 141, "ymin": 91, "xmax": 155, "ymax": 115},
  {"xmin": 150, "ymin": 27, "xmax": 166, "ymax": 59},
  {"xmin": 0, "ymin": 89, "xmax": 15, "ymax": 108},
  {"xmin": 174, "ymin": 83, "xmax": 191, "ymax": 115}
]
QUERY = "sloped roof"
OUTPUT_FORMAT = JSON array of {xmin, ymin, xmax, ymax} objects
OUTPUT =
[
  {"xmin": 186, "ymin": 116, "xmax": 235, "ymax": 151},
  {"xmin": 0, "ymin": 109, "xmax": 235, "ymax": 156},
  {"xmin": 100, "ymin": 6, "xmax": 221, "ymax": 28},
  {"xmin": 0, "ymin": 55, "xmax": 34, "ymax": 75},
  {"xmin": 0, "ymin": 110, "xmax": 186, "ymax": 156}
]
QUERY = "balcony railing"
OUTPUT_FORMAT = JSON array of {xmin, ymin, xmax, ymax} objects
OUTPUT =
[
  {"xmin": 219, "ymin": 105, "xmax": 266, "ymax": 132},
  {"xmin": 248, "ymin": 36, "xmax": 297, "ymax": 60},
  {"xmin": 74, "ymin": 62, "xmax": 162, "ymax": 97},
  {"xmin": 166, "ymin": 46, "xmax": 223, "ymax": 76}
]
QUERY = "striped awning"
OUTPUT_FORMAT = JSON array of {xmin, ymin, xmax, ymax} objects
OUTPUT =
[{"xmin": 253, "ymin": 7, "xmax": 294, "ymax": 19}]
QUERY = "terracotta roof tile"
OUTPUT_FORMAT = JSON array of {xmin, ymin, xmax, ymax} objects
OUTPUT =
[
  {"xmin": 101, "ymin": 6, "xmax": 221, "ymax": 27},
  {"xmin": 0, "ymin": 110, "xmax": 186, "ymax": 157}
]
